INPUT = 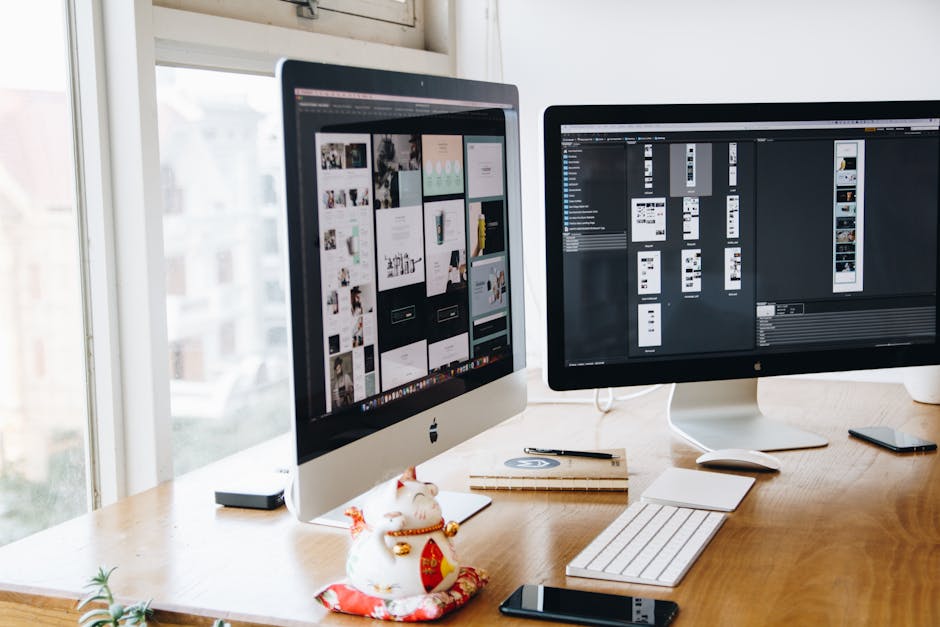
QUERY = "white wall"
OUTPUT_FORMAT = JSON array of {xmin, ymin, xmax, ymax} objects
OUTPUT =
[{"xmin": 459, "ymin": 0, "xmax": 940, "ymax": 375}]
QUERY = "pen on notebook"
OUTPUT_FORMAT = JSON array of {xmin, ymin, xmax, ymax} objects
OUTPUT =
[{"xmin": 524, "ymin": 447, "xmax": 619, "ymax": 460}]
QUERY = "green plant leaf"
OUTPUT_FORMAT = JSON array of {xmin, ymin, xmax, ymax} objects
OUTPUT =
[
  {"xmin": 125, "ymin": 599, "xmax": 154, "ymax": 616},
  {"xmin": 86, "ymin": 566, "xmax": 117, "ymax": 588},
  {"xmin": 78, "ymin": 607, "xmax": 111, "ymax": 624},
  {"xmin": 120, "ymin": 599, "xmax": 153, "ymax": 626},
  {"xmin": 78, "ymin": 565, "xmax": 159, "ymax": 627},
  {"xmin": 76, "ymin": 593, "xmax": 108, "ymax": 610},
  {"xmin": 78, "ymin": 607, "xmax": 111, "ymax": 627},
  {"xmin": 82, "ymin": 565, "xmax": 116, "ymax": 606}
]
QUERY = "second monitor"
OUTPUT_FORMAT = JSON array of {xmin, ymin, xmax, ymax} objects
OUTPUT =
[{"xmin": 543, "ymin": 102, "xmax": 940, "ymax": 451}]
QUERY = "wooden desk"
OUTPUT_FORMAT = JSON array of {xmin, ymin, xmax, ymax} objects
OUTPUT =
[{"xmin": 1, "ymin": 377, "xmax": 939, "ymax": 626}]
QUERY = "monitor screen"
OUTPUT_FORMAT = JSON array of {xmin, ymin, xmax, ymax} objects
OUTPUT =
[
  {"xmin": 279, "ymin": 60, "xmax": 526, "ymax": 520},
  {"xmin": 544, "ymin": 102, "xmax": 940, "ymax": 391}
]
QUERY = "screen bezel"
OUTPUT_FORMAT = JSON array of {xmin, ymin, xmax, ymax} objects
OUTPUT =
[
  {"xmin": 279, "ymin": 60, "xmax": 525, "ymax": 466},
  {"xmin": 543, "ymin": 101, "xmax": 940, "ymax": 391}
]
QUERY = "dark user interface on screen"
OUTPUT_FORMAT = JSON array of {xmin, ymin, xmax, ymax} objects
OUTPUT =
[{"xmin": 559, "ymin": 121, "xmax": 940, "ymax": 367}]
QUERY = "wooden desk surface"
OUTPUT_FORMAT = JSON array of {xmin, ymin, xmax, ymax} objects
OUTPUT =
[{"xmin": 1, "ymin": 377, "xmax": 939, "ymax": 626}]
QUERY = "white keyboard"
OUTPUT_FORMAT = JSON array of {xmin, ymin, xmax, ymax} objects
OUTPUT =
[{"xmin": 566, "ymin": 501, "xmax": 725, "ymax": 587}]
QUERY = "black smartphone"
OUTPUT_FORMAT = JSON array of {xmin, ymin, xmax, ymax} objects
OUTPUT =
[
  {"xmin": 849, "ymin": 426, "xmax": 938, "ymax": 453},
  {"xmin": 499, "ymin": 584, "xmax": 678, "ymax": 627}
]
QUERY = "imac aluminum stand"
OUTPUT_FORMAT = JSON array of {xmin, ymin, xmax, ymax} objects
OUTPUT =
[
  {"xmin": 311, "ymin": 487, "xmax": 491, "ymax": 529},
  {"xmin": 667, "ymin": 378, "xmax": 828, "ymax": 452}
]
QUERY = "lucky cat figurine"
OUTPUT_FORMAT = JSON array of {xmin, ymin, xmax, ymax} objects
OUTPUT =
[{"xmin": 344, "ymin": 467, "xmax": 460, "ymax": 599}]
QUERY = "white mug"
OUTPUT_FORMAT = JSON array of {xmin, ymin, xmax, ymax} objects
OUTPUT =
[{"xmin": 903, "ymin": 366, "xmax": 940, "ymax": 404}]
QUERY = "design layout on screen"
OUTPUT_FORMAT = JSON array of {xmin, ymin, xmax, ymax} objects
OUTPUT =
[
  {"xmin": 557, "ymin": 116, "xmax": 939, "ymax": 367},
  {"xmin": 315, "ymin": 130, "xmax": 511, "ymax": 413}
]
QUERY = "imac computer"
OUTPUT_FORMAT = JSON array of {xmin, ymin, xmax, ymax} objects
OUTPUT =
[
  {"xmin": 543, "ymin": 101, "xmax": 940, "ymax": 452},
  {"xmin": 278, "ymin": 60, "xmax": 526, "ymax": 522}
]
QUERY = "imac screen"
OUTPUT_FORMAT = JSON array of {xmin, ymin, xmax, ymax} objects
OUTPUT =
[
  {"xmin": 280, "ymin": 62, "xmax": 519, "ymax": 466},
  {"xmin": 544, "ymin": 102, "xmax": 940, "ymax": 390}
]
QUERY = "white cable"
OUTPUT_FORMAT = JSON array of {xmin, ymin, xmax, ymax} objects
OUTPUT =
[
  {"xmin": 594, "ymin": 387, "xmax": 614, "ymax": 413},
  {"xmin": 490, "ymin": 0, "xmax": 504, "ymax": 82},
  {"xmin": 284, "ymin": 467, "xmax": 299, "ymax": 519},
  {"xmin": 486, "ymin": 0, "xmax": 655, "ymax": 415}
]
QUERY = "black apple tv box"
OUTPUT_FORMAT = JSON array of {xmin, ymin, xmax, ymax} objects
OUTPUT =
[{"xmin": 214, "ymin": 473, "xmax": 286, "ymax": 510}]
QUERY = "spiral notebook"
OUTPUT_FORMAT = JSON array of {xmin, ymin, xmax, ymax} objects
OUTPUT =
[{"xmin": 469, "ymin": 449, "xmax": 628, "ymax": 491}]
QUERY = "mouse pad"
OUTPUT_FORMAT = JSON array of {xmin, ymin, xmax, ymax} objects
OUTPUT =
[{"xmin": 641, "ymin": 467, "xmax": 754, "ymax": 512}]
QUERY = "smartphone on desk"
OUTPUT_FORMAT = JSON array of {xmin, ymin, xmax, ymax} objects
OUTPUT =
[
  {"xmin": 849, "ymin": 426, "xmax": 937, "ymax": 453},
  {"xmin": 499, "ymin": 584, "xmax": 679, "ymax": 627}
]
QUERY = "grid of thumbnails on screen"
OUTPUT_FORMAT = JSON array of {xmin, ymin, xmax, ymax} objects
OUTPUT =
[
  {"xmin": 292, "ymin": 88, "xmax": 513, "ymax": 423},
  {"xmin": 558, "ymin": 117, "xmax": 939, "ymax": 367}
]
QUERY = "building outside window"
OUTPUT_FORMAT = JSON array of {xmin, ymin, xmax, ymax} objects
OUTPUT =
[
  {"xmin": 217, "ymin": 249, "xmax": 234, "ymax": 284},
  {"xmin": 166, "ymin": 256, "xmax": 187, "ymax": 295},
  {"xmin": 0, "ymin": 0, "xmax": 89, "ymax": 547},
  {"xmin": 156, "ymin": 66, "xmax": 290, "ymax": 477}
]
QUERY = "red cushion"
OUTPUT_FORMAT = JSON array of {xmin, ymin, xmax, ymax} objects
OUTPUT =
[{"xmin": 315, "ymin": 566, "xmax": 488, "ymax": 622}]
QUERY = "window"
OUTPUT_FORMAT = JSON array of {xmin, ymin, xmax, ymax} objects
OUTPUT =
[
  {"xmin": 162, "ymin": 165, "xmax": 184, "ymax": 215},
  {"xmin": 219, "ymin": 320, "xmax": 237, "ymax": 356},
  {"xmin": 169, "ymin": 338, "xmax": 205, "ymax": 382},
  {"xmin": 267, "ymin": 326, "xmax": 288, "ymax": 347},
  {"xmin": 265, "ymin": 280, "xmax": 285, "ymax": 304},
  {"xmin": 166, "ymin": 256, "xmax": 187, "ymax": 295},
  {"xmin": 28, "ymin": 265, "xmax": 42, "ymax": 300},
  {"xmin": 217, "ymin": 249, "xmax": 234, "ymax": 284},
  {"xmin": 152, "ymin": 0, "xmax": 421, "ymax": 48},
  {"xmin": 0, "ymin": 0, "xmax": 453, "ymax": 532},
  {"xmin": 318, "ymin": 0, "xmax": 416, "ymax": 26},
  {"xmin": 260, "ymin": 174, "xmax": 277, "ymax": 206},
  {"xmin": 262, "ymin": 217, "xmax": 280, "ymax": 256},
  {"xmin": 156, "ymin": 66, "xmax": 290, "ymax": 477},
  {"xmin": 33, "ymin": 340, "xmax": 47, "ymax": 379},
  {"xmin": 0, "ymin": 1, "xmax": 89, "ymax": 546}
]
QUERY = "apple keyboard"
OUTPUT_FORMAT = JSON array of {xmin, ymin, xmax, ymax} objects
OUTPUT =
[{"xmin": 566, "ymin": 501, "xmax": 725, "ymax": 587}]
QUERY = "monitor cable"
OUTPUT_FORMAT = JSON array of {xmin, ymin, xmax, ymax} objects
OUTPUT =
[{"xmin": 283, "ymin": 466, "xmax": 300, "ymax": 519}]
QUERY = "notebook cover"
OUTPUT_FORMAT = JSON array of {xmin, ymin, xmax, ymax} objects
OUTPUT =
[
  {"xmin": 640, "ymin": 467, "xmax": 754, "ymax": 511},
  {"xmin": 468, "ymin": 449, "xmax": 628, "ymax": 491}
]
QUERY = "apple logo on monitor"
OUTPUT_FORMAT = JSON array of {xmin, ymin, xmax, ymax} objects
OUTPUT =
[{"xmin": 429, "ymin": 419, "xmax": 438, "ymax": 444}]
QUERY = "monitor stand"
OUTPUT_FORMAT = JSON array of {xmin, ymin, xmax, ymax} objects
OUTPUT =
[
  {"xmin": 312, "ymin": 486, "xmax": 492, "ymax": 529},
  {"xmin": 667, "ymin": 378, "xmax": 828, "ymax": 452}
]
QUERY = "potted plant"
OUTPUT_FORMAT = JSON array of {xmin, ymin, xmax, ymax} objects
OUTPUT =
[{"xmin": 77, "ymin": 566, "xmax": 230, "ymax": 627}]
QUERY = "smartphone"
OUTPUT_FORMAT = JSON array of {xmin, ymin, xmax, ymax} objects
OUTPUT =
[
  {"xmin": 499, "ymin": 584, "xmax": 678, "ymax": 627},
  {"xmin": 849, "ymin": 426, "xmax": 937, "ymax": 453}
]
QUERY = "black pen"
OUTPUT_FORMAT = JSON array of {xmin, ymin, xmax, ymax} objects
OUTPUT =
[{"xmin": 524, "ymin": 447, "xmax": 619, "ymax": 460}]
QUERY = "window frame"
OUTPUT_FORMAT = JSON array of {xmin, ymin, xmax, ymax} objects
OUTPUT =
[
  {"xmin": 152, "ymin": 5, "xmax": 453, "ymax": 76},
  {"xmin": 71, "ymin": 0, "xmax": 455, "ymax": 505},
  {"xmin": 319, "ymin": 0, "xmax": 417, "ymax": 27}
]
